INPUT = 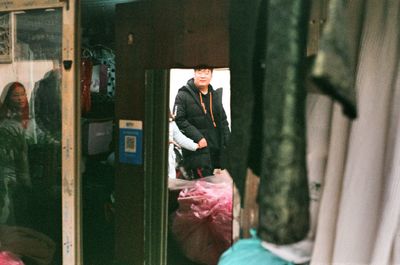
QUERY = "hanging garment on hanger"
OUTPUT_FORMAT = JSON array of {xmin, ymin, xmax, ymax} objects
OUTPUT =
[
  {"xmin": 310, "ymin": 0, "xmax": 365, "ymax": 119},
  {"xmin": 224, "ymin": 0, "xmax": 259, "ymax": 200},
  {"xmin": 93, "ymin": 46, "xmax": 115, "ymax": 98},
  {"xmin": 227, "ymin": 0, "xmax": 311, "ymax": 245},
  {"xmin": 255, "ymin": 0, "xmax": 311, "ymax": 245}
]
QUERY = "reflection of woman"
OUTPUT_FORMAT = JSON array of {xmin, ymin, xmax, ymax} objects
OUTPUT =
[
  {"xmin": 0, "ymin": 81, "xmax": 59, "ymax": 146},
  {"xmin": 0, "ymin": 82, "xmax": 31, "ymax": 224},
  {"xmin": 0, "ymin": 82, "xmax": 29, "ymax": 129},
  {"xmin": 0, "ymin": 81, "xmax": 57, "ymax": 264}
]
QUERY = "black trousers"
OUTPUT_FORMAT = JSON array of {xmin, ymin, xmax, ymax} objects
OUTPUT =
[{"xmin": 185, "ymin": 149, "xmax": 221, "ymax": 179}]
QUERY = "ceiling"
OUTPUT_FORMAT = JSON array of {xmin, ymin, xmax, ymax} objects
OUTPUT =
[
  {"xmin": 81, "ymin": 0, "xmax": 137, "ymax": 18},
  {"xmin": 81, "ymin": 0, "xmax": 134, "ymax": 8}
]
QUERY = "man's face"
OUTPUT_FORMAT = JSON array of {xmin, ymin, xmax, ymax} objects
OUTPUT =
[{"xmin": 194, "ymin": 69, "xmax": 213, "ymax": 89}]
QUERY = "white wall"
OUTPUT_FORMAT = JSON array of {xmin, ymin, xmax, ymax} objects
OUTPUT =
[
  {"xmin": 169, "ymin": 68, "xmax": 231, "ymax": 127},
  {"xmin": 0, "ymin": 60, "xmax": 55, "ymax": 101}
]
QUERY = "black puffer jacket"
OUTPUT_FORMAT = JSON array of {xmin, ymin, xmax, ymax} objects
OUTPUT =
[{"xmin": 174, "ymin": 78, "xmax": 230, "ymax": 169}]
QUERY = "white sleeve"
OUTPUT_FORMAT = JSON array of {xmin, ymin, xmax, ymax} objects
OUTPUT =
[{"xmin": 171, "ymin": 121, "xmax": 198, "ymax": 151}]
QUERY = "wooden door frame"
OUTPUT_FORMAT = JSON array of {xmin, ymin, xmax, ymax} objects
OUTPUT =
[
  {"xmin": 144, "ymin": 69, "xmax": 170, "ymax": 265},
  {"xmin": 61, "ymin": 1, "xmax": 81, "ymax": 265}
]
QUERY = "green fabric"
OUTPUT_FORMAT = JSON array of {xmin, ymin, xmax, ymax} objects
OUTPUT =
[
  {"xmin": 256, "ymin": 0, "xmax": 310, "ymax": 244},
  {"xmin": 227, "ymin": 0, "xmax": 310, "ymax": 244},
  {"xmin": 311, "ymin": 0, "xmax": 365, "ymax": 119},
  {"xmin": 225, "ymin": 0, "xmax": 260, "ymax": 200}
]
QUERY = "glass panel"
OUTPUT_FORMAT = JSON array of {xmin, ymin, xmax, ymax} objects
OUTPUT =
[{"xmin": 0, "ymin": 8, "xmax": 62, "ymax": 265}]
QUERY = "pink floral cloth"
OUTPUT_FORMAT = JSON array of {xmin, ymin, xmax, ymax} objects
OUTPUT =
[
  {"xmin": 172, "ymin": 175, "xmax": 233, "ymax": 265},
  {"xmin": 0, "ymin": 251, "xmax": 25, "ymax": 265}
]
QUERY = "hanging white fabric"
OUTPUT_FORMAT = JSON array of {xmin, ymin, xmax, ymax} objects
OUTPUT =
[{"xmin": 311, "ymin": 0, "xmax": 400, "ymax": 264}]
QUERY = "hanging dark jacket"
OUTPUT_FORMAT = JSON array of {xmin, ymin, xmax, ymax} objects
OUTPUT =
[
  {"xmin": 174, "ymin": 78, "xmax": 230, "ymax": 170},
  {"xmin": 227, "ymin": 0, "xmax": 311, "ymax": 244}
]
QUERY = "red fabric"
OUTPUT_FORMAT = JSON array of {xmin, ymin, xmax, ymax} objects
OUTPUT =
[{"xmin": 81, "ymin": 59, "xmax": 93, "ymax": 114}]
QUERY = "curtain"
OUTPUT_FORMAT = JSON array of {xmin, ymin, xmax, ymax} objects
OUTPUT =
[
  {"xmin": 304, "ymin": 94, "xmax": 333, "ymax": 240},
  {"xmin": 228, "ymin": 0, "xmax": 311, "ymax": 245},
  {"xmin": 311, "ymin": 0, "xmax": 400, "ymax": 264},
  {"xmin": 226, "ymin": 0, "xmax": 259, "ymax": 199},
  {"xmin": 228, "ymin": 0, "xmax": 400, "ymax": 263}
]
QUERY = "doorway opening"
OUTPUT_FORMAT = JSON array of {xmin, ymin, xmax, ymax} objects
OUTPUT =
[{"xmin": 166, "ymin": 68, "xmax": 238, "ymax": 265}]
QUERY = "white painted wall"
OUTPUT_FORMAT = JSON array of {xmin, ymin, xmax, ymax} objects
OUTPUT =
[{"xmin": 0, "ymin": 60, "xmax": 55, "ymax": 101}]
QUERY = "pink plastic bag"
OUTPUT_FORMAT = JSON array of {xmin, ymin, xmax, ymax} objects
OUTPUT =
[
  {"xmin": 171, "ymin": 172, "xmax": 233, "ymax": 265},
  {"xmin": 0, "ymin": 251, "xmax": 25, "ymax": 265}
]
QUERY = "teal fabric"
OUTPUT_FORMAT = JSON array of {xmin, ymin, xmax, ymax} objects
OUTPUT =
[{"xmin": 218, "ymin": 231, "xmax": 295, "ymax": 265}]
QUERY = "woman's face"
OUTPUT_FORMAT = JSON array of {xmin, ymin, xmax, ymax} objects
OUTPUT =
[{"xmin": 9, "ymin": 85, "xmax": 28, "ymax": 110}]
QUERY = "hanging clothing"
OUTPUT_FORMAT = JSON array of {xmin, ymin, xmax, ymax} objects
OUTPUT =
[
  {"xmin": 311, "ymin": 0, "xmax": 400, "ymax": 264},
  {"xmin": 80, "ymin": 59, "xmax": 93, "ymax": 114},
  {"xmin": 225, "ymin": 0, "xmax": 259, "ymax": 200},
  {"xmin": 311, "ymin": 0, "xmax": 365, "ymax": 119},
  {"xmin": 93, "ymin": 46, "xmax": 116, "ymax": 98},
  {"xmin": 227, "ymin": 0, "xmax": 311, "ymax": 245},
  {"xmin": 255, "ymin": 0, "xmax": 311, "ymax": 245},
  {"xmin": 309, "ymin": 103, "xmax": 350, "ymax": 263},
  {"xmin": 80, "ymin": 45, "xmax": 116, "ymax": 118}
]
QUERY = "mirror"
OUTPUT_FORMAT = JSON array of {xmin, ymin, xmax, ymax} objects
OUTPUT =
[{"xmin": 0, "ymin": 8, "xmax": 63, "ymax": 265}]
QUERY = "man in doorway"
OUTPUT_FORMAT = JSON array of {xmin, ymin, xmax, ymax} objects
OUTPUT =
[{"xmin": 173, "ymin": 65, "xmax": 230, "ymax": 179}]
